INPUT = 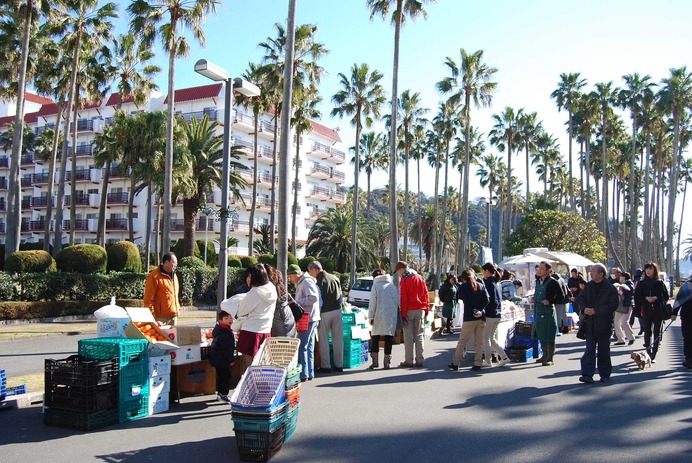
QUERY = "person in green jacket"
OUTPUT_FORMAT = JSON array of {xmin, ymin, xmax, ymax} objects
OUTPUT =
[{"xmin": 533, "ymin": 261, "xmax": 564, "ymax": 366}]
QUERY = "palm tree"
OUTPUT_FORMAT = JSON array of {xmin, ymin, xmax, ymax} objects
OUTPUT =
[
  {"xmin": 178, "ymin": 115, "xmax": 247, "ymax": 257},
  {"xmin": 238, "ymin": 63, "xmax": 269, "ymax": 257},
  {"xmin": 657, "ymin": 66, "xmax": 692, "ymax": 274},
  {"xmin": 367, "ymin": 0, "xmax": 435, "ymax": 267},
  {"xmin": 52, "ymin": 0, "xmax": 116, "ymax": 254},
  {"xmin": 128, "ymin": 0, "xmax": 218, "ymax": 257},
  {"xmin": 489, "ymin": 106, "xmax": 522, "ymax": 257},
  {"xmin": 110, "ymin": 32, "xmax": 160, "ymax": 109},
  {"xmin": 516, "ymin": 111, "xmax": 541, "ymax": 203},
  {"xmin": 92, "ymin": 122, "xmax": 121, "ymax": 246},
  {"xmin": 551, "ymin": 72, "xmax": 586, "ymax": 211},
  {"xmin": 0, "ymin": 1, "xmax": 57, "ymax": 259},
  {"xmin": 574, "ymin": 91, "xmax": 600, "ymax": 219},
  {"xmin": 355, "ymin": 131, "xmax": 386, "ymax": 216},
  {"xmin": 331, "ymin": 62, "xmax": 386, "ymax": 285},
  {"xmin": 477, "ymin": 153, "xmax": 502, "ymax": 255},
  {"xmin": 618, "ymin": 73, "xmax": 655, "ymax": 269},
  {"xmin": 437, "ymin": 48, "xmax": 497, "ymax": 265}
]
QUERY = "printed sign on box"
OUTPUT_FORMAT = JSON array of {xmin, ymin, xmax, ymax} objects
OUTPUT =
[
  {"xmin": 148, "ymin": 355, "xmax": 171, "ymax": 377},
  {"xmin": 170, "ymin": 344, "xmax": 202, "ymax": 365}
]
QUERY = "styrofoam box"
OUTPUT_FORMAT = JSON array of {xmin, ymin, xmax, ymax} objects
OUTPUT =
[
  {"xmin": 149, "ymin": 355, "xmax": 171, "ymax": 377},
  {"xmin": 170, "ymin": 344, "xmax": 202, "ymax": 365},
  {"xmin": 148, "ymin": 389, "xmax": 169, "ymax": 415},
  {"xmin": 147, "ymin": 344, "xmax": 170, "ymax": 357},
  {"xmin": 149, "ymin": 374, "xmax": 171, "ymax": 394},
  {"xmin": 97, "ymin": 318, "xmax": 130, "ymax": 338}
]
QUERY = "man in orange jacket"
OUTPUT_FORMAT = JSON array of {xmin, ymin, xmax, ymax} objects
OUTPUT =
[
  {"xmin": 395, "ymin": 261, "xmax": 429, "ymax": 368},
  {"xmin": 144, "ymin": 252, "xmax": 180, "ymax": 325}
]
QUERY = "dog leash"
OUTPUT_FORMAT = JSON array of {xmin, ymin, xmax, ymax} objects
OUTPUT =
[{"xmin": 647, "ymin": 320, "xmax": 675, "ymax": 356}]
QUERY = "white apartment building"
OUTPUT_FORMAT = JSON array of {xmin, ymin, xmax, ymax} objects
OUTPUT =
[{"xmin": 0, "ymin": 84, "xmax": 347, "ymax": 256}]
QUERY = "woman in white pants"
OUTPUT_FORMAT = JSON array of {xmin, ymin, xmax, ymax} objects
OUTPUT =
[
  {"xmin": 613, "ymin": 272, "xmax": 635, "ymax": 345},
  {"xmin": 481, "ymin": 263, "xmax": 510, "ymax": 367}
]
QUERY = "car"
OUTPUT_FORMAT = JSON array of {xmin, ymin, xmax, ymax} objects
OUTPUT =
[{"xmin": 347, "ymin": 276, "xmax": 373, "ymax": 308}]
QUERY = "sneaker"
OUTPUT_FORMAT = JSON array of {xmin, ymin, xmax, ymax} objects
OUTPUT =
[
  {"xmin": 651, "ymin": 359, "xmax": 657, "ymax": 364},
  {"xmin": 316, "ymin": 367, "xmax": 332, "ymax": 373},
  {"xmin": 579, "ymin": 375, "xmax": 594, "ymax": 384},
  {"xmin": 497, "ymin": 358, "xmax": 510, "ymax": 367},
  {"xmin": 471, "ymin": 365, "xmax": 481, "ymax": 371},
  {"xmin": 627, "ymin": 340, "xmax": 635, "ymax": 346},
  {"xmin": 613, "ymin": 341, "xmax": 625, "ymax": 346},
  {"xmin": 447, "ymin": 363, "xmax": 459, "ymax": 371},
  {"xmin": 218, "ymin": 394, "xmax": 230, "ymax": 403},
  {"xmin": 600, "ymin": 377, "xmax": 610, "ymax": 383}
]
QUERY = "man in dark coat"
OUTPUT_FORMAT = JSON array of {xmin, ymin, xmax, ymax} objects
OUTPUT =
[{"xmin": 579, "ymin": 263, "xmax": 620, "ymax": 384}]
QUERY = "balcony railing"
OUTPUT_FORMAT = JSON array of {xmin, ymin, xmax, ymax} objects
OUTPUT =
[
  {"xmin": 64, "ymin": 195, "xmax": 90, "ymax": 206},
  {"xmin": 234, "ymin": 111, "xmax": 255, "ymax": 126},
  {"xmin": 0, "ymin": 157, "xmax": 8, "ymax": 168},
  {"xmin": 21, "ymin": 174, "xmax": 33, "ymax": 187},
  {"xmin": 179, "ymin": 109, "xmax": 218, "ymax": 123},
  {"xmin": 21, "ymin": 221, "xmax": 31, "ymax": 232},
  {"xmin": 311, "ymin": 142, "xmax": 346, "ymax": 162},
  {"xmin": 196, "ymin": 218, "xmax": 214, "ymax": 231},
  {"xmin": 20, "ymin": 154, "xmax": 35, "ymax": 166},
  {"xmin": 65, "ymin": 169, "xmax": 92, "ymax": 182},
  {"xmin": 105, "ymin": 218, "xmax": 127, "ymax": 230},
  {"xmin": 0, "ymin": 177, "xmax": 8, "ymax": 189},
  {"xmin": 0, "ymin": 199, "xmax": 6, "ymax": 210},
  {"xmin": 229, "ymin": 220, "xmax": 251, "ymax": 232},
  {"xmin": 0, "ymin": 223, "xmax": 5, "ymax": 233},
  {"xmin": 75, "ymin": 144, "xmax": 93, "ymax": 156},
  {"xmin": 171, "ymin": 219, "xmax": 185, "ymax": 231},
  {"xmin": 107, "ymin": 192, "xmax": 129, "ymax": 204},
  {"xmin": 34, "ymin": 124, "xmax": 55, "ymax": 135},
  {"xmin": 64, "ymin": 219, "xmax": 89, "ymax": 231},
  {"xmin": 21, "ymin": 198, "xmax": 32, "ymax": 210},
  {"xmin": 108, "ymin": 164, "xmax": 131, "ymax": 179},
  {"xmin": 32, "ymin": 172, "xmax": 50, "ymax": 184},
  {"xmin": 30, "ymin": 220, "xmax": 47, "ymax": 232},
  {"xmin": 231, "ymin": 137, "xmax": 253, "ymax": 151},
  {"xmin": 76, "ymin": 119, "xmax": 94, "ymax": 132},
  {"xmin": 30, "ymin": 196, "xmax": 52, "ymax": 208}
]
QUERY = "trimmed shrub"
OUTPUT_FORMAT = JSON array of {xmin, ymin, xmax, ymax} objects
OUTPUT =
[
  {"xmin": 240, "ymin": 256, "xmax": 258, "ymax": 268},
  {"xmin": 299, "ymin": 255, "xmax": 317, "ymax": 271},
  {"xmin": 287, "ymin": 252, "xmax": 299, "ymax": 267},
  {"xmin": 5, "ymin": 250, "xmax": 56, "ymax": 273},
  {"xmin": 107, "ymin": 241, "xmax": 142, "ymax": 273},
  {"xmin": 471, "ymin": 264, "xmax": 483, "ymax": 274},
  {"xmin": 56, "ymin": 244, "xmax": 108, "ymax": 274},
  {"xmin": 173, "ymin": 239, "xmax": 201, "ymax": 259},
  {"xmin": 257, "ymin": 254, "xmax": 274, "ymax": 265},
  {"xmin": 197, "ymin": 239, "xmax": 217, "ymax": 266},
  {"xmin": 336, "ymin": 272, "xmax": 350, "ymax": 292},
  {"xmin": 0, "ymin": 299, "xmax": 143, "ymax": 320},
  {"xmin": 178, "ymin": 256, "xmax": 206, "ymax": 270},
  {"xmin": 228, "ymin": 255, "xmax": 242, "ymax": 268},
  {"xmin": 0, "ymin": 272, "xmax": 14, "ymax": 300},
  {"xmin": 320, "ymin": 257, "xmax": 336, "ymax": 273}
]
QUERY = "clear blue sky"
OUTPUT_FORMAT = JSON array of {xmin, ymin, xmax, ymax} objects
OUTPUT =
[{"xmin": 112, "ymin": 0, "xmax": 692, "ymax": 241}]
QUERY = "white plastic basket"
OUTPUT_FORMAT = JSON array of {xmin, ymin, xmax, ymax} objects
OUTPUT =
[
  {"xmin": 251, "ymin": 337, "xmax": 300, "ymax": 370},
  {"xmin": 230, "ymin": 366, "xmax": 287, "ymax": 412}
]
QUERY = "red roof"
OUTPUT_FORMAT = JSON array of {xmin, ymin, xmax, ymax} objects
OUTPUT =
[
  {"xmin": 0, "ymin": 110, "xmax": 44, "ymax": 128},
  {"xmin": 25, "ymin": 92, "xmax": 54, "ymax": 105},
  {"xmin": 309, "ymin": 119, "xmax": 341, "ymax": 142},
  {"xmin": 105, "ymin": 93, "xmax": 135, "ymax": 107},
  {"xmin": 163, "ymin": 83, "xmax": 223, "ymax": 104}
]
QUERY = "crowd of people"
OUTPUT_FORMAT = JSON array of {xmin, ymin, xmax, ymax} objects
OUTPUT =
[{"xmin": 204, "ymin": 258, "xmax": 690, "ymax": 400}]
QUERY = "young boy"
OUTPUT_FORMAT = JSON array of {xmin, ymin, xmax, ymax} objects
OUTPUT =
[{"xmin": 209, "ymin": 310, "xmax": 235, "ymax": 402}]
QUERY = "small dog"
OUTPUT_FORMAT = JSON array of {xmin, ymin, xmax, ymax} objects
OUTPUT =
[{"xmin": 631, "ymin": 350, "xmax": 652, "ymax": 370}]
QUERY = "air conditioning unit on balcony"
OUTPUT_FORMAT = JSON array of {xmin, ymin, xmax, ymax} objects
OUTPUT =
[
  {"xmin": 93, "ymin": 118, "xmax": 104, "ymax": 134},
  {"xmin": 88, "ymin": 218, "xmax": 98, "ymax": 232},
  {"xmin": 89, "ymin": 193, "xmax": 100, "ymax": 207},
  {"xmin": 90, "ymin": 168, "xmax": 102, "ymax": 183}
]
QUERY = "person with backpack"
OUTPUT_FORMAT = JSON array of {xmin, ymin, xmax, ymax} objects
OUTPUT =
[
  {"xmin": 550, "ymin": 269, "xmax": 573, "ymax": 334},
  {"xmin": 533, "ymin": 261, "xmax": 564, "ymax": 366}
]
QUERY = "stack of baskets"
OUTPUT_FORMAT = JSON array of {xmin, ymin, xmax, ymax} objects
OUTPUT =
[
  {"xmin": 0, "ymin": 369, "xmax": 6, "ymax": 401},
  {"xmin": 231, "ymin": 337, "xmax": 302, "ymax": 462}
]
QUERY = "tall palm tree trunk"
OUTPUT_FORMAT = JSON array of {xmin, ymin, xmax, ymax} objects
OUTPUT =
[
  {"xmin": 291, "ymin": 131, "xmax": 300, "ymax": 256},
  {"xmin": 248, "ymin": 113, "xmax": 259, "ymax": 256},
  {"xmin": 403, "ymin": 137, "xmax": 409, "ymax": 262},
  {"xmin": 97, "ymin": 159, "xmax": 111, "ymax": 246},
  {"xmin": 629, "ymin": 115, "xmax": 641, "ymax": 269},
  {"xmin": 579, "ymin": 141, "xmax": 585, "ymax": 218},
  {"xmin": 44, "ymin": 106, "xmax": 64, "ymax": 251},
  {"xmin": 642, "ymin": 138, "xmax": 652, "ymax": 262},
  {"xmin": 269, "ymin": 113, "xmax": 279, "ymax": 254},
  {"xmin": 387, "ymin": 1, "xmax": 403, "ymax": 267},
  {"xmin": 161, "ymin": 46, "xmax": 176, "ymax": 257},
  {"xmin": 505, "ymin": 142, "xmax": 512, "ymax": 250},
  {"xmin": 69, "ymin": 102, "xmax": 79, "ymax": 245},
  {"xmin": 350, "ymin": 117, "xmax": 362, "ymax": 285},
  {"xmin": 675, "ymin": 179, "xmax": 687, "ymax": 283},
  {"xmin": 568, "ymin": 110, "xmax": 575, "ymax": 211},
  {"xmin": 5, "ymin": 2, "xmax": 35, "ymax": 259},
  {"xmin": 128, "ymin": 174, "xmax": 136, "ymax": 241},
  {"xmin": 460, "ymin": 97, "xmax": 472, "ymax": 265},
  {"xmin": 666, "ymin": 118, "xmax": 680, "ymax": 275},
  {"xmin": 585, "ymin": 129, "xmax": 592, "ymax": 219},
  {"xmin": 145, "ymin": 181, "xmax": 153, "ymax": 273},
  {"xmin": 524, "ymin": 144, "xmax": 530, "ymax": 205},
  {"xmin": 420, "ymin": 157, "xmax": 425, "ymax": 269},
  {"xmin": 437, "ymin": 144, "xmax": 450, "ymax": 286},
  {"xmin": 432, "ymin": 146, "xmax": 440, "ymax": 282}
]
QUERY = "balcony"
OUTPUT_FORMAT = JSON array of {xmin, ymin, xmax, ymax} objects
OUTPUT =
[
  {"xmin": 21, "ymin": 154, "xmax": 36, "ymax": 166},
  {"xmin": 107, "ymin": 192, "xmax": 129, "ymax": 204},
  {"xmin": 64, "ymin": 194, "xmax": 91, "ymax": 207},
  {"xmin": 257, "ymin": 172, "xmax": 276, "ymax": 185},
  {"xmin": 74, "ymin": 144, "xmax": 93, "ymax": 157},
  {"xmin": 21, "ymin": 174, "xmax": 33, "ymax": 188},
  {"xmin": 65, "ymin": 168, "xmax": 93, "ymax": 182},
  {"xmin": 21, "ymin": 221, "xmax": 31, "ymax": 232},
  {"xmin": 0, "ymin": 223, "xmax": 4, "ymax": 233},
  {"xmin": 307, "ymin": 186, "xmax": 332, "ymax": 200},
  {"xmin": 310, "ymin": 142, "xmax": 346, "ymax": 164},
  {"xmin": 196, "ymin": 217, "xmax": 214, "ymax": 231},
  {"xmin": 34, "ymin": 124, "xmax": 55, "ymax": 135},
  {"xmin": 30, "ymin": 220, "xmax": 48, "ymax": 232},
  {"xmin": 105, "ymin": 218, "xmax": 127, "ymax": 230},
  {"xmin": 179, "ymin": 108, "xmax": 218, "ymax": 123},
  {"xmin": 108, "ymin": 164, "xmax": 131, "ymax": 179},
  {"xmin": 21, "ymin": 197, "xmax": 32, "ymax": 210},
  {"xmin": 0, "ymin": 199, "xmax": 5, "ymax": 211},
  {"xmin": 0, "ymin": 157, "xmax": 8, "ymax": 168},
  {"xmin": 64, "ymin": 219, "xmax": 89, "ymax": 231},
  {"xmin": 32, "ymin": 172, "xmax": 50, "ymax": 185},
  {"xmin": 171, "ymin": 219, "xmax": 185, "ymax": 231},
  {"xmin": 76, "ymin": 119, "xmax": 94, "ymax": 132},
  {"xmin": 228, "ymin": 220, "xmax": 251, "ymax": 233},
  {"xmin": 233, "ymin": 111, "xmax": 255, "ymax": 128},
  {"xmin": 231, "ymin": 137, "xmax": 253, "ymax": 153},
  {"xmin": 29, "ymin": 196, "xmax": 53, "ymax": 208},
  {"xmin": 0, "ymin": 177, "xmax": 7, "ymax": 189},
  {"xmin": 306, "ymin": 208, "xmax": 330, "ymax": 220}
]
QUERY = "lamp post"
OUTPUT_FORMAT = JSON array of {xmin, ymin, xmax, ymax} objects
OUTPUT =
[
  {"xmin": 194, "ymin": 59, "xmax": 260, "ymax": 306},
  {"xmin": 203, "ymin": 206, "xmax": 212, "ymax": 266}
]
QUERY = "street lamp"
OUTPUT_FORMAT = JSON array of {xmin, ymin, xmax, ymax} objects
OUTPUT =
[{"xmin": 194, "ymin": 59, "xmax": 260, "ymax": 306}]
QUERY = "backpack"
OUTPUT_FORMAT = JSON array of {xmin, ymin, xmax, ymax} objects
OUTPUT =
[{"xmin": 551, "ymin": 274, "xmax": 572, "ymax": 304}]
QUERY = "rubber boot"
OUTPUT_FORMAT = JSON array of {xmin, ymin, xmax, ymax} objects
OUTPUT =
[
  {"xmin": 543, "ymin": 341, "xmax": 555, "ymax": 366},
  {"xmin": 383, "ymin": 355, "xmax": 392, "ymax": 370},
  {"xmin": 368, "ymin": 352, "xmax": 380, "ymax": 369}
]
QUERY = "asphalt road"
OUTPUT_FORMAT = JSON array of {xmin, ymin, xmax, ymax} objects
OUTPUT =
[
  {"xmin": 0, "ymin": 332, "xmax": 91, "ymax": 377},
  {"xmin": 1, "ymin": 324, "xmax": 691, "ymax": 463}
]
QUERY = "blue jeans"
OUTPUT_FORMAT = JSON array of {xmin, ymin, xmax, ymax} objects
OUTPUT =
[
  {"xmin": 581, "ymin": 335, "xmax": 612, "ymax": 379},
  {"xmin": 298, "ymin": 321, "xmax": 318, "ymax": 380}
]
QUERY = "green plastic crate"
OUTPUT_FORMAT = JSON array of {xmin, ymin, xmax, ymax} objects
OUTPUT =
[
  {"xmin": 78, "ymin": 338, "xmax": 148, "ymax": 367},
  {"xmin": 44, "ymin": 407, "xmax": 118, "ymax": 431}
]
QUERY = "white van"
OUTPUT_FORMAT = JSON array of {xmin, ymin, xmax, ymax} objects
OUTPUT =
[{"xmin": 347, "ymin": 276, "xmax": 374, "ymax": 308}]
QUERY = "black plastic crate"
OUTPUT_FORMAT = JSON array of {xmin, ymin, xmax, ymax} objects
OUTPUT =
[
  {"xmin": 45, "ymin": 355, "xmax": 118, "ymax": 388},
  {"xmin": 235, "ymin": 424, "xmax": 286, "ymax": 462},
  {"xmin": 44, "ymin": 407, "xmax": 119, "ymax": 432},
  {"xmin": 514, "ymin": 321, "xmax": 533, "ymax": 338},
  {"xmin": 507, "ymin": 347, "xmax": 533, "ymax": 363},
  {"xmin": 45, "ymin": 383, "xmax": 118, "ymax": 413}
]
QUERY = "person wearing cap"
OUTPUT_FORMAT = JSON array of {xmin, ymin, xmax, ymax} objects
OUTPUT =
[
  {"xmin": 288, "ymin": 264, "xmax": 321, "ymax": 381},
  {"xmin": 395, "ymin": 261, "xmax": 429, "ymax": 367},
  {"xmin": 308, "ymin": 261, "xmax": 344, "ymax": 373},
  {"xmin": 671, "ymin": 273, "xmax": 692, "ymax": 369}
]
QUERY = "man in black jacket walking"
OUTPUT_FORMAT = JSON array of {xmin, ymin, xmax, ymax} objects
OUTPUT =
[{"xmin": 579, "ymin": 263, "xmax": 620, "ymax": 384}]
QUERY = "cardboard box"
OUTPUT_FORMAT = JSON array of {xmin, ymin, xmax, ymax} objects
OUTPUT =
[
  {"xmin": 170, "ymin": 344, "xmax": 202, "ymax": 365},
  {"xmin": 149, "ymin": 355, "xmax": 171, "ymax": 377},
  {"xmin": 124, "ymin": 307, "xmax": 179, "ymax": 351},
  {"xmin": 174, "ymin": 360, "xmax": 216, "ymax": 395},
  {"xmin": 150, "ymin": 374, "xmax": 171, "ymax": 394},
  {"xmin": 148, "ymin": 389, "xmax": 169, "ymax": 415},
  {"xmin": 96, "ymin": 318, "xmax": 130, "ymax": 338},
  {"xmin": 160, "ymin": 326, "xmax": 202, "ymax": 346}
]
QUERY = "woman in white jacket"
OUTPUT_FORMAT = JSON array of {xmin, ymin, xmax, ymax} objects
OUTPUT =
[
  {"xmin": 368, "ymin": 269, "xmax": 399, "ymax": 369},
  {"xmin": 233, "ymin": 264, "xmax": 278, "ymax": 369}
]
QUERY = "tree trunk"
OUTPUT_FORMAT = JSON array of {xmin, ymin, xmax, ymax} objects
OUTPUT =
[
  {"xmin": 248, "ymin": 111, "xmax": 259, "ymax": 256},
  {"xmin": 642, "ymin": 135, "xmax": 652, "ymax": 262},
  {"xmin": 291, "ymin": 131, "xmax": 300, "ymax": 257},
  {"xmin": 505, "ymin": 137, "xmax": 513, "ymax": 251},
  {"xmin": 403, "ymin": 128, "xmax": 409, "ymax": 263},
  {"xmin": 420, "ymin": 156, "xmax": 425, "ymax": 269},
  {"xmin": 97, "ymin": 159, "xmax": 111, "ymax": 246},
  {"xmin": 44, "ymin": 104, "xmax": 64, "ymax": 251},
  {"xmin": 585, "ymin": 127, "xmax": 592, "ymax": 220},
  {"xmin": 145, "ymin": 181, "xmax": 152, "ymax": 273},
  {"xmin": 675, "ymin": 179, "xmax": 687, "ymax": 284},
  {"xmin": 161, "ymin": 41, "xmax": 177, "ymax": 258},
  {"xmin": 128, "ymin": 174, "xmax": 136, "ymax": 242},
  {"xmin": 525, "ymin": 143, "xmax": 530, "ymax": 207},
  {"xmin": 568, "ymin": 109, "xmax": 575, "ymax": 211},
  {"xmin": 436, "ymin": 141, "xmax": 450, "ymax": 288},
  {"xmin": 666, "ymin": 116, "xmax": 680, "ymax": 275},
  {"xmin": 432, "ymin": 144, "xmax": 440, "ymax": 283},
  {"xmin": 269, "ymin": 110, "xmax": 279, "ymax": 254},
  {"xmin": 629, "ymin": 112, "xmax": 641, "ymax": 269},
  {"xmin": 388, "ymin": 0, "xmax": 403, "ymax": 268},
  {"xmin": 69, "ymin": 102, "xmax": 79, "ymax": 245},
  {"xmin": 460, "ymin": 92, "xmax": 471, "ymax": 266},
  {"xmin": 182, "ymin": 197, "xmax": 197, "ymax": 257},
  {"xmin": 350, "ymin": 114, "xmax": 362, "ymax": 286}
]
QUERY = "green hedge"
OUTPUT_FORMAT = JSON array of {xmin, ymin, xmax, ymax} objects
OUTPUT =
[
  {"xmin": 228, "ymin": 255, "xmax": 242, "ymax": 268},
  {"xmin": 107, "ymin": 241, "xmax": 142, "ymax": 273},
  {"xmin": 10, "ymin": 272, "xmax": 146, "ymax": 302},
  {"xmin": 178, "ymin": 256, "xmax": 206, "ymax": 270},
  {"xmin": 240, "ymin": 256, "xmax": 258, "ymax": 267},
  {"xmin": 56, "ymin": 244, "xmax": 108, "ymax": 274},
  {"xmin": 0, "ymin": 299, "xmax": 143, "ymax": 321},
  {"xmin": 5, "ymin": 250, "xmax": 56, "ymax": 273}
]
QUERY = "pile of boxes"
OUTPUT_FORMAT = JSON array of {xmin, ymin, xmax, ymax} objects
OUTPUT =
[
  {"xmin": 329, "ymin": 311, "xmax": 369, "ymax": 369},
  {"xmin": 507, "ymin": 321, "xmax": 542, "ymax": 362}
]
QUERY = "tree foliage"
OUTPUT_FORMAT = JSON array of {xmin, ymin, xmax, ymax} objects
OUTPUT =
[{"xmin": 505, "ymin": 210, "xmax": 605, "ymax": 262}]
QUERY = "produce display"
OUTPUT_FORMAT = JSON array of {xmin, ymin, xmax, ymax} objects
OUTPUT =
[{"xmin": 133, "ymin": 322, "xmax": 169, "ymax": 343}]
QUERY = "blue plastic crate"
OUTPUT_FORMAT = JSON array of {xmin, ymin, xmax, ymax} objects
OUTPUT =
[
  {"xmin": 532, "ymin": 339, "xmax": 542, "ymax": 359},
  {"xmin": 119, "ymin": 360, "xmax": 149, "ymax": 403},
  {"xmin": 508, "ymin": 347, "xmax": 533, "ymax": 363},
  {"xmin": 513, "ymin": 335, "xmax": 533, "ymax": 348},
  {"xmin": 232, "ymin": 401, "xmax": 288, "ymax": 433}
]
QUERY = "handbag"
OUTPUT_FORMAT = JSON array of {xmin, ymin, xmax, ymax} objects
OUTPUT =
[
  {"xmin": 576, "ymin": 315, "xmax": 588, "ymax": 340},
  {"xmin": 661, "ymin": 303, "xmax": 673, "ymax": 321},
  {"xmin": 288, "ymin": 296, "xmax": 305, "ymax": 322}
]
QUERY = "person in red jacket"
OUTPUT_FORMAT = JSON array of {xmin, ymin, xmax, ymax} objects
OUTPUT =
[{"xmin": 395, "ymin": 261, "xmax": 429, "ymax": 367}]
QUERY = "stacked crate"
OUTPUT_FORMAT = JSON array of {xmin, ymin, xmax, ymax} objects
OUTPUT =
[
  {"xmin": 43, "ymin": 355, "xmax": 119, "ymax": 431},
  {"xmin": 330, "ymin": 313, "xmax": 363, "ymax": 369},
  {"xmin": 0, "ymin": 369, "xmax": 6, "ymax": 401},
  {"xmin": 230, "ymin": 366, "xmax": 289, "ymax": 462},
  {"xmin": 148, "ymin": 354, "xmax": 171, "ymax": 415},
  {"xmin": 78, "ymin": 338, "xmax": 149, "ymax": 423},
  {"xmin": 507, "ymin": 321, "xmax": 536, "ymax": 362}
]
